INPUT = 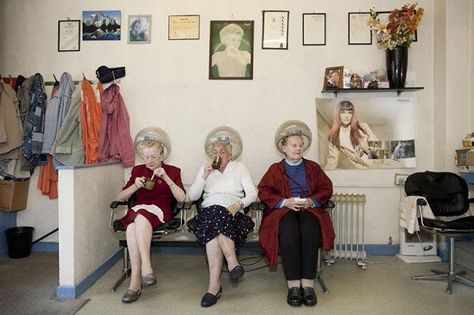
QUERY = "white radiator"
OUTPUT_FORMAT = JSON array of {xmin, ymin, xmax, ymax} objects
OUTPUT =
[{"xmin": 326, "ymin": 193, "xmax": 367, "ymax": 269}]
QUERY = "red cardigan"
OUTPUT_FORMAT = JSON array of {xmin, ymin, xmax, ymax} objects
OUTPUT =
[{"xmin": 258, "ymin": 159, "xmax": 335, "ymax": 266}]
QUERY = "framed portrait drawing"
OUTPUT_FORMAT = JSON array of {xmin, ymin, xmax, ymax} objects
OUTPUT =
[
  {"xmin": 82, "ymin": 10, "xmax": 121, "ymax": 40},
  {"xmin": 58, "ymin": 20, "xmax": 80, "ymax": 52},
  {"xmin": 168, "ymin": 15, "xmax": 200, "ymax": 40},
  {"xmin": 348, "ymin": 12, "xmax": 372, "ymax": 45},
  {"xmin": 302, "ymin": 13, "xmax": 326, "ymax": 46},
  {"xmin": 128, "ymin": 15, "xmax": 151, "ymax": 44},
  {"xmin": 323, "ymin": 66, "xmax": 344, "ymax": 90},
  {"xmin": 209, "ymin": 20, "xmax": 254, "ymax": 80},
  {"xmin": 262, "ymin": 10, "xmax": 289, "ymax": 49}
]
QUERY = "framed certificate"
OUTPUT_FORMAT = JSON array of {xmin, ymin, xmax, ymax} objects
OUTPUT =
[
  {"xmin": 262, "ymin": 10, "xmax": 289, "ymax": 49},
  {"xmin": 348, "ymin": 12, "xmax": 372, "ymax": 45},
  {"xmin": 303, "ymin": 13, "xmax": 326, "ymax": 46},
  {"xmin": 168, "ymin": 15, "xmax": 200, "ymax": 40},
  {"xmin": 58, "ymin": 20, "xmax": 80, "ymax": 52}
]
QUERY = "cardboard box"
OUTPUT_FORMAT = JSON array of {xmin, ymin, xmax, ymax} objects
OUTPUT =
[
  {"xmin": 0, "ymin": 179, "xmax": 30, "ymax": 211},
  {"xmin": 467, "ymin": 150, "xmax": 474, "ymax": 166}
]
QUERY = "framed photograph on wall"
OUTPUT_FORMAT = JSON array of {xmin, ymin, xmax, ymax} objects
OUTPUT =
[
  {"xmin": 376, "ymin": 11, "xmax": 417, "ymax": 42},
  {"xmin": 348, "ymin": 12, "xmax": 372, "ymax": 45},
  {"xmin": 82, "ymin": 10, "xmax": 121, "ymax": 40},
  {"xmin": 262, "ymin": 10, "xmax": 289, "ymax": 49},
  {"xmin": 58, "ymin": 20, "xmax": 80, "ymax": 52},
  {"xmin": 323, "ymin": 66, "xmax": 344, "ymax": 90},
  {"xmin": 128, "ymin": 15, "xmax": 151, "ymax": 44},
  {"xmin": 209, "ymin": 20, "xmax": 254, "ymax": 80},
  {"xmin": 303, "ymin": 13, "xmax": 326, "ymax": 46},
  {"xmin": 168, "ymin": 15, "xmax": 200, "ymax": 40}
]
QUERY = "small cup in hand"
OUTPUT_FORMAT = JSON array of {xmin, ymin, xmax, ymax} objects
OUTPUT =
[
  {"xmin": 212, "ymin": 156, "xmax": 221, "ymax": 170},
  {"xmin": 144, "ymin": 178, "xmax": 155, "ymax": 190}
]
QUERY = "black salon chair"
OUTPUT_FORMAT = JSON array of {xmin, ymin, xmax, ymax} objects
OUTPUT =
[
  {"xmin": 404, "ymin": 171, "xmax": 474, "ymax": 294},
  {"xmin": 108, "ymin": 195, "xmax": 187, "ymax": 292}
]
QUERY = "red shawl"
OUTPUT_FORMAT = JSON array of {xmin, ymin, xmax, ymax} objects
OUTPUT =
[{"xmin": 258, "ymin": 159, "xmax": 335, "ymax": 266}]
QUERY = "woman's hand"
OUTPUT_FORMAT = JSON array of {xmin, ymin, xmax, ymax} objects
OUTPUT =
[
  {"xmin": 154, "ymin": 167, "xmax": 167, "ymax": 180},
  {"xmin": 284, "ymin": 198, "xmax": 301, "ymax": 211},
  {"xmin": 284, "ymin": 197, "xmax": 311, "ymax": 211},
  {"xmin": 226, "ymin": 202, "xmax": 242, "ymax": 216},
  {"xmin": 202, "ymin": 163, "xmax": 214, "ymax": 180},
  {"xmin": 134, "ymin": 176, "xmax": 145, "ymax": 189}
]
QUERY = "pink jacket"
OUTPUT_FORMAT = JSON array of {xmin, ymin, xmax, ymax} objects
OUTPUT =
[{"xmin": 98, "ymin": 84, "xmax": 134, "ymax": 167}]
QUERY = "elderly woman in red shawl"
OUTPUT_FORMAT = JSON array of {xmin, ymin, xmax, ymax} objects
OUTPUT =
[{"xmin": 258, "ymin": 121, "xmax": 334, "ymax": 307}]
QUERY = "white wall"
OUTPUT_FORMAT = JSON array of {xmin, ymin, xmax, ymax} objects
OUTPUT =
[
  {"xmin": 1, "ymin": 0, "xmax": 472, "ymax": 245},
  {"xmin": 58, "ymin": 163, "xmax": 123, "ymax": 287}
]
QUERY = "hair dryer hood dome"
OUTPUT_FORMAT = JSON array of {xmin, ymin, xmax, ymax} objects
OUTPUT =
[
  {"xmin": 134, "ymin": 127, "xmax": 171, "ymax": 161},
  {"xmin": 204, "ymin": 126, "xmax": 243, "ymax": 160},
  {"xmin": 274, "ymin": 120, "xmax": 312, "ymax": 154}
]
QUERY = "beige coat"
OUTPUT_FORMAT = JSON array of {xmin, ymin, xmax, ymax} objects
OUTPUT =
[{"xmin": 0, "ymin": 82, "xmax": 23, "ymax": 155}]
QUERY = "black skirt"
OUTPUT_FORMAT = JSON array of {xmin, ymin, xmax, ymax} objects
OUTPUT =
[{"xmin": 189, "ymin": 205, "xmax": 254, "ymax": 249}]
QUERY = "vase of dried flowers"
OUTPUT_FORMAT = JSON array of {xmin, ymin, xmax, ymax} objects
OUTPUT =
[
  {"xmin": 368, "ymin": 3, "xmax": 424, "ymax": 88},
  {"xmin": 386, "ymin": 45, "xmax": 408, "ymax": 88}
]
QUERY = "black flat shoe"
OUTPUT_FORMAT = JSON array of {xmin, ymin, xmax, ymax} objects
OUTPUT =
[
  {"xmin": 121, "ymin": 288, "xmax": 142, "ymax": 303},
  {"xmin": 229, "ymin": 265, "xmax": 245, "ymax": 282},
  {"xmin": 201, "ymin": 287, "xmax": 222, "ymax": 307},
  {"xmin": 287, "ymin": 287, "xmax": 303, "ymax": 307},
  {"xmin": 302, "ymin": 287, "xmax": 317, "ymax": 306}
]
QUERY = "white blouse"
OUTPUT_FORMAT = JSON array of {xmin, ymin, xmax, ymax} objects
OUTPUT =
[{"xmin": 188, "ymin": 161, "xmax": 257, "ymax": 209}]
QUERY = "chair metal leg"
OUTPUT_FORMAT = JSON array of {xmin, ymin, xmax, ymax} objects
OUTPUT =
[
  {"xmin": 411, "ymin": 236, "xmax": 474, "ymax": 294},
  {"xmin": 110, "ymin": 247, "xmax": 131, "ymax": 292},
  {"xmin": 315, "ymin": 248, "xmax": 329, "ymax": 293}
]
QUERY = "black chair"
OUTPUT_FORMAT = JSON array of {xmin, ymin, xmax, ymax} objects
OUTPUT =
[
  {"xmin": 404, "ymin": 171, "xmax": 474, "ymax": 294},
  {"xmin": 108, "ymin": 196, "xmax": 187, "ymax": 292}
]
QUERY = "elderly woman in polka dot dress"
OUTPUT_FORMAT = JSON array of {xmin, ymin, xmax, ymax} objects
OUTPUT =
[{"xmin": 188, "ymin": 140, "xmax": 257, "ymax": 307}]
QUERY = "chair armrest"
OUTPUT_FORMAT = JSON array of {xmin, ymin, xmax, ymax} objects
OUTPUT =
[
  {"xmin": 323, "ymin": 200, "xmax": 335, "ymax": 210},
  {"xmin": 469, "ymin": 198, "xmax": 474, "ymax": 204},
  {"xmin": 250, "ymin": 201, "xmax": 266, "ymax": 211},
  {"xmin": 416, "ymin": 198, "xmax": 427, "ymax": 206},
  {"xmin": 182, "ymin": 201, "xmax": 195, "ymax": 210},
  {"xmin": 110, "ymin": 200, "xmax": 129, "ymax": 209}
]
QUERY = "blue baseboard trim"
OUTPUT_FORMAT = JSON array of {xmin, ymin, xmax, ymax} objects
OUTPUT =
[
  {"xmin": 364, "ymin": 244, "xmax": 399, "ymax": 255},
  {"xmin": 57, "ymin": 249, "xmax": 122, "ymax": 299},
  {"xmin": 32, "ymin": 242, "xmax": 59, "ymax": 252}
]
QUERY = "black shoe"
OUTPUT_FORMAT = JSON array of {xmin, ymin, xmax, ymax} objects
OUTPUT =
[
  {"xmin": 287, "ymin": 287, "xmax": 303, "ymax": 307},
  {"xmin": 229, "ymin": 265, "xmax": 245, "ymax": 282},
  {"xmin": 121, "ymin": 288, "xmax": 142, "ymax": 303},
  {"xmin": 302, "ymin": 287, "xmax": 317, "ymax": 306},
  {"xmin": 201, "ymin": 287, "xmax": 222, "ymax": 307}
]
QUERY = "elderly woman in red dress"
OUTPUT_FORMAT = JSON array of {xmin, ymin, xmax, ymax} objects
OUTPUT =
[
  {"xmin": 117, "ymin": 140, "xmax": 185, "ymax": 303},
  {"xmin": 258, "ymin": 121, "xmax": 335, "ymax": 307}
]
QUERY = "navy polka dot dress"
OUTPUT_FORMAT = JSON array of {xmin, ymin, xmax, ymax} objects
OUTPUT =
[{"xmin": 190, "ymin": 205, "xmax": 254, "ymax": 249}]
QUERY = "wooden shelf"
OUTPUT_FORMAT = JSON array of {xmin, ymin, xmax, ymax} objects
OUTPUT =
[{"xmin": 321, "ymin": 87, "xmax": 424, "ymax": 97}]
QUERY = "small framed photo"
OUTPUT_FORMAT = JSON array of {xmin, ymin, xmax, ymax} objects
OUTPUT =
[
  {"xmin": 82, "ymin": 10, "xmax": 121, "ymax": 40},
  {"xmin": 168, "ymin": 15, "xmax": 200, "ymax": 40},
  {"xmin": 323, "ymin": 66, "xmax": 344, "ymax": 90},
  {"xmin": 303, "ymin": 13, "xmax": 326, "ymax": 46},
  {"xmin": 262, "ymin": 10, "xmax": 289, "ymax": 49},
  {"xmin": 128, "ymin": 15, "xmax": 151, "ymax": 44},
  {"xmin": 58, "ymin": 20, "xmax": 80, "ymax": 52},
  {"xmin": 348, "ymin": 12, "xmax": 372, "ymax": 45},
  {"xmin": 209, "ymin": 20, "xmax": 254, "ymax": 80},
  {"xmin": 377, "ymin": 11, "xmax": 417, "ymax": 42}
]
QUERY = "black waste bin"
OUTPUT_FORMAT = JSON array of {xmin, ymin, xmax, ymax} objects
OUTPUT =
[{"xmin": 6, "ymin": 226, "xmax": 34, "ymax": 259}]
